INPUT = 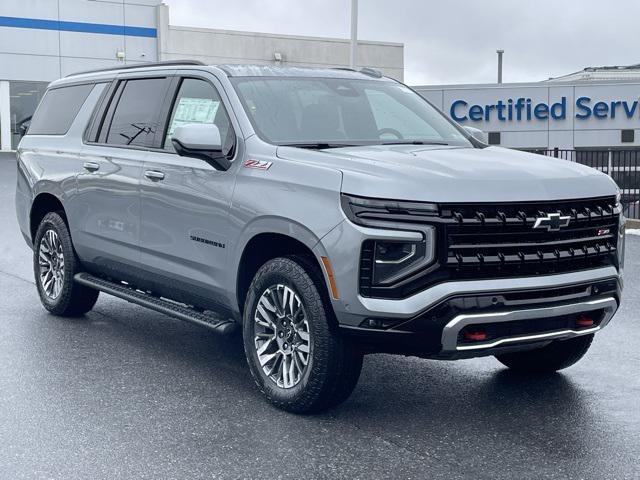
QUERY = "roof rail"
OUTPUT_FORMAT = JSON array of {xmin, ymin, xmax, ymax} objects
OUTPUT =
[
  {"xmin": 331, "ymin": 67, "xmax": 384, "ymax": 78},
  {"xmin": 359, "ymin": 67, "xmax": 383, "ymax": 78},
  {"xmin": 66, "ymin": 60, "xmax": 206, "ymax": 78}
]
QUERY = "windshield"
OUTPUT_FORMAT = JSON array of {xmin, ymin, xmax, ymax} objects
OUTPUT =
[{"xmin": 231, "ymin": 77, "xmax": 472, "ymax": 147}]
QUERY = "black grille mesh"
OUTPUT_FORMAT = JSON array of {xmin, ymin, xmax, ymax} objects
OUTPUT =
[
  {"xmin": 442, "ymin": 197, "xmax": 619, "ymax": 278},
  {"xmin": 359, "ymin": 196, "xmax": 619, "ymax": 299}
]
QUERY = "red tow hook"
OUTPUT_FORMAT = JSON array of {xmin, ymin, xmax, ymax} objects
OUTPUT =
[
  {"xmin": 463, "ymin": 330, "xmax": 487, "ymax": 341},
  {"xmin": 575, "ymin": 315, "xmax": 595, "ymax": 328}
]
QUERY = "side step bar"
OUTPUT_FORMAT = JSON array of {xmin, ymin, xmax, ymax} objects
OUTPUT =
[{"xmin": 74, "ymin": 273, "xmax": 238, "ymax": 335}]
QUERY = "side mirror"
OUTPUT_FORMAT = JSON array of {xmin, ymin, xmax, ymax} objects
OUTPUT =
[
  {"xmin": 18, "ymin": 117, "xmax": 31, "ymax": 137},
  {"xmin": 171, "ymin": 123, "xmax": 231, "ymax": 171},
  {"xmin": 462, "ymin": 126, "xmax": 488, "ymax": 144}
]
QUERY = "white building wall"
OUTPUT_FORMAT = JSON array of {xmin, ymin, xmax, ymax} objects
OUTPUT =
[
  {"xmin": 0, "ymin": 0, "xmax": 160, "ymax": 82},
  {"xmin": 157, "ymin": 5, "xmax": 404, "ymax": 81},
  {"xmin": 0, "ymin": 1, "xmax": 403, "ymax": 150},
  {"xmin": 0, "ymin": 0, "xmax": 161, "ymax": 149}
]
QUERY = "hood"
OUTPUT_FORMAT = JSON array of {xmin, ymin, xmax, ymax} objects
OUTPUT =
[{"xmin": 276, "ymin": 145, "xmax": 618, "ymax": 203}]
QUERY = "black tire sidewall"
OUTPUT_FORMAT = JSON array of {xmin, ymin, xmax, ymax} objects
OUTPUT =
[
  {"xmin": 33, "ymin": 212, "xmax": 79, "ymax": 313},
  {"xmin": 243, "ymin": 257, "xmax": 335, "ymax": 408},
  {"xmin": 495, "ymin": 334, "xmax": 594, "ymax": 372}
]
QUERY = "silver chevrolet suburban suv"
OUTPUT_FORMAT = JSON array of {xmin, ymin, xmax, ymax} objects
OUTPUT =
[{"xmin": 15, "ymin": 61, "xmax": 625, "ymax": 413}]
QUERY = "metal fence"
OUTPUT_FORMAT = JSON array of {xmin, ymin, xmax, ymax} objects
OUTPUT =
[{"xmin": 526, "ymin": 149, "xmax": 640, "ymax": 220}]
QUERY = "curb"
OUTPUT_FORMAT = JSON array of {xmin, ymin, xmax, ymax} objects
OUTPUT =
[{"xmin": 627, "ymin": 218, "xmax": 640, "ymax": 229}]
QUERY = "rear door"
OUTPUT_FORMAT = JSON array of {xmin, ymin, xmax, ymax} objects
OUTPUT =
[
  {"xmin": 139, "ymin": 72, "xmax": 240, "ymax": 309},
  {"xmin": 77, "ymin": 74, "xmax": 173, "ymax": 279}
]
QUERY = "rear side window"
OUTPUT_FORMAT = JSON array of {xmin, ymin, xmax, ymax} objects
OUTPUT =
[
  {"xmin": 28, "ymin": 84, "xmax": 94, "ymax": 135},
  {"xmin": 105, "ymin": 78, "xmax": 169, "ymax": 148}
]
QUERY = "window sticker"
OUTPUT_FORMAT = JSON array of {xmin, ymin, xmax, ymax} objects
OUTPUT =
[{"xmin": 168, "ymin": 97, "xmax": 220, "ymax": 135}]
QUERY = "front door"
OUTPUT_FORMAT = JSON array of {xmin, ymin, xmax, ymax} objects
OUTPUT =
[{"xmin": 139, "ymin": 75, "xmax": 239, "ymax": 309}]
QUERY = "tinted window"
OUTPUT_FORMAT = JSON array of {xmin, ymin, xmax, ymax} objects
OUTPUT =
[
  {"xmin": 28, "ymin": 83, "xmax": 94, "ymax": 135},
  {"xmin": 106, "ymin": 78, "xmax": 169, "ymax": 147},
  {"xmin": 164, "ymin": 78, "xmax": 235, "ymax": 155}
]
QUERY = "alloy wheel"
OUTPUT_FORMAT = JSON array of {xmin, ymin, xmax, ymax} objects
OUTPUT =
[
  {"xmin": 38, "ymin": 229, "xmax": 65, "ymax": 300},
  {"xmin": 253, "ymin": 284, "xmax": 311, "ymax": 389}
]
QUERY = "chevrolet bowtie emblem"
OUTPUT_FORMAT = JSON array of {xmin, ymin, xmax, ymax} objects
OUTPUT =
[{"xmin": 532, "ymin": 213, "xmax": 571, "ymax": 231}]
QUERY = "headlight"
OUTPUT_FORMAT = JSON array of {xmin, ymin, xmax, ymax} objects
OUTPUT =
[
  {"xmin": 342, "ymin": 195, "xmax": 439, "ymax": 293},
  {"xmin": 366, "ymin": 227, "xmax": 435, "ymax": 286},
  {"xmin": 616, "ymin": 191, "xmax": 622, "ymax": 209},
  {"xmin": 341, "ymin": 194, "xmax": 438, "ymax": 227}
]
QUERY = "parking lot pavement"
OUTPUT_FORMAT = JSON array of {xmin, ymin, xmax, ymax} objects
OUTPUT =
[{"xmin": 1, "ymin": 152, "xmax": 638, "ymax": 480}]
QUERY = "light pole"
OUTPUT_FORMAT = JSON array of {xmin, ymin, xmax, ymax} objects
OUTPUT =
[
  {"xmin": 497, "ymin": 49, "xmax": 504, "ymax": 84},
  {"xmin": 350, "ymin": 0, "xmax": 358, "ymax": 69}
]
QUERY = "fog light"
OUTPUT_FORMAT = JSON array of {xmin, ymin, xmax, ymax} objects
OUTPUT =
[
  {"xmin": 575, "ymin": 315, "xmax": 594, "ymax": 328},
  {"xmin": 463, "ymin": 329, "xmax": 487, "ymax": 341}
]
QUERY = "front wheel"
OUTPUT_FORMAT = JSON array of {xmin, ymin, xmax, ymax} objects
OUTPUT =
[
  {"xmin": 33, "ymin": 211, "xmax": 99, "ymax": 316},
  {"xmin": 243, "ymin": 256, "xmax": 363, "ymax": 413},
  {"xmin": 495, "ymin": 334, "xmax": 594, "ymax": 373}
]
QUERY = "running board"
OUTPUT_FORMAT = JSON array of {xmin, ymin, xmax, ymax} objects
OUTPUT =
[{"xmin": 74, "ymin": 273, "xmax": 238, "ymax": 335}]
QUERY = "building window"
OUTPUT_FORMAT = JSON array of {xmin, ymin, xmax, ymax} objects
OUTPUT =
[
  {"xmin": 9, "ymin": 81, "xmax": 48, "ymax": 149},
  {"xmin": 621, "ymin": 129, "xmax": 635, "ymax": 143},
  {"xmin": 488, "ymin": 131, "xmax": 501, "ymax": 145}
]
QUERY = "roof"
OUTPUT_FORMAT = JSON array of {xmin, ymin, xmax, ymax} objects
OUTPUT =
[{"xmin": 545, "ymin": 63, "xmax": 640, "ymax": 83}]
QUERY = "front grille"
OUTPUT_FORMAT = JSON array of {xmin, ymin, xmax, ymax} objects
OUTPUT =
[
  {"xmin": 441, "ymin": 197, "xmax": 619, "ymax": 279},
  {"xmin": 358, "ymin": 196, "xmax": 620, "ymax": 299}
]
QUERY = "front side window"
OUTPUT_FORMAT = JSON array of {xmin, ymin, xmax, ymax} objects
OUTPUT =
[
  {"xmin": 231, "ymin": 77, "xmax": 471, "ymax": 147},
  {"xmin": 164, "ymin": 78, "xmax": 235, "ymax": 156},
  {"xmin": 106, "ymin": 78, "xmax": 169, "ymax": 148}
]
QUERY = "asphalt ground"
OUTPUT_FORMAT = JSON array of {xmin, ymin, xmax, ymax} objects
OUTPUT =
[{"xmin": 0, "ymin": 152, "xmax": 638, "ymax": 479}]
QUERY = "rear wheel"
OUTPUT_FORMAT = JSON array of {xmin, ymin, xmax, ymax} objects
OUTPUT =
[
  {"xmin": 33, "ymin": 212, "xmax": 99, "ymax": 316},
  {"xmin": 495, "ymin": 334, "xmax": 594, "ymax": 373},
  {"xmin": 243, "ymin": 256, "xmax": 363, "ymax": 413}
]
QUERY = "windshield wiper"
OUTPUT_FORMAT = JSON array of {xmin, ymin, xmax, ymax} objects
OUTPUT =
[
  {"xmin": 279, "ymin": 142, "xmax": 359, "ymax": 150},
  {"xmin": 381, "ymin": 140, "xmax": 449, "ymax": 146}
]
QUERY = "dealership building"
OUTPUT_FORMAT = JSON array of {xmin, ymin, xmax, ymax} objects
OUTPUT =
[
  {"xmin": 0, "ymin": 0, "xmax": 404, "ymax": 151},
  {"xmin": 415, "ymin": 65, "xmax": 640, "ymax": 151},
  {"xmin": 2, "ymin": 0, "xmax": 640, "ymax": 157}
]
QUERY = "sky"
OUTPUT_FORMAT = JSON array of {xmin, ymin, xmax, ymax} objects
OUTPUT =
[{"xmin": 166, "ymin": 0, "xmax": 640, "ymax": 86}]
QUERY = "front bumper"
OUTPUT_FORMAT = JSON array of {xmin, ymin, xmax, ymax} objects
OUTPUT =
[
  {"xmin": 316, "ymin": 217, "xmax": 623, "ymax": 359},
  {"xmin": 338, "ymin": 268, "xmax": 622, "ymax": 358},
  {"xmin": 339, "ymin": 281, "xmax": 620, "ymax": 359}
]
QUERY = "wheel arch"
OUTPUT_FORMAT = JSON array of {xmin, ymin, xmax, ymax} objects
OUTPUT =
[
  {"xmin": 233, "ymin": 219, "xmax": 330, "ymax": 317},
  {"xmin": 30, "ymin": 193, "xmax": 66, "ymax": 244}
]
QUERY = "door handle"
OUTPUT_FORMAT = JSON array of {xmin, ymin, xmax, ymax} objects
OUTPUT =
[
  {"xmin": 144, "ymin": 170, "xmax": 165, "ymax": 181},
  {"xmin": 83, "ymin": 162, "xmax": 100, "ymax": 172}
]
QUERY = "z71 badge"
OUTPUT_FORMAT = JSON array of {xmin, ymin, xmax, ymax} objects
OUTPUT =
[{"xmin": 244, "ymin": 159, "xmax": 273, "ymax": 170}]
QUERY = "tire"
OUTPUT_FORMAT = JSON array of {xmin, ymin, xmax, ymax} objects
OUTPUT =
[
  {"xmin": 495, "ymin": 334, "xmax": 594, "ymax": 373},
  {"xmin": 33, "ymin": 211, "xmax": 99, "ymax": 316},
  {"xmin": 243, "ymin": 255, "xmax": 363, "ymax": 414}
]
